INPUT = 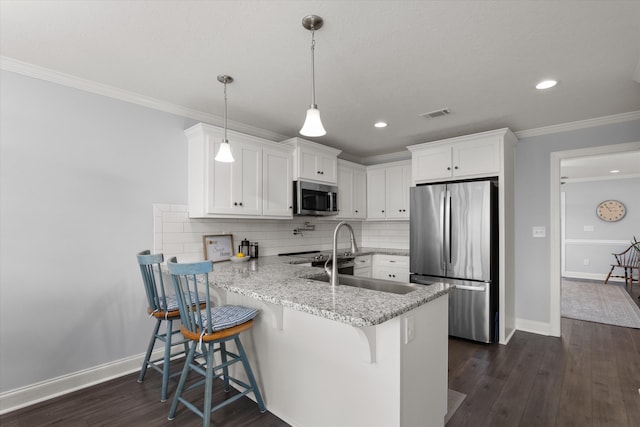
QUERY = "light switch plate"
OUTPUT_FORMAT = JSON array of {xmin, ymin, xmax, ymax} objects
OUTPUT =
[{"xmin": 532, "ymin": 226, "xmax": 546, "ymax": 238}]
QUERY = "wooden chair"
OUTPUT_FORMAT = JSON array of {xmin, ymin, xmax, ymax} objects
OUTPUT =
[
  {"xmin": 136, "ymin": 250, "xmax": 205, "ymax": 402},
  {"xmin": 604, "ymin": 245, "xmax": 639, "ymax": 293},
  {"xmin": 166, "ymin": 257, "xmax": 265, "ymax": 427}
]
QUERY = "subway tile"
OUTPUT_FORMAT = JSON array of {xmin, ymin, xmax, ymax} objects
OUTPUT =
[
  {"xmin": 162, "ymin": 211, "xmax": 189, "ymax": 223},
  {"xmin": 163, "ymin": 222, "xmax": 184, "ymax": 233}
]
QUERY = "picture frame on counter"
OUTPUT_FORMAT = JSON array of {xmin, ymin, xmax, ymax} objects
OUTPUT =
[{"xmin": 203, "ymin": 234, "xmax": 234, "ymax": 263}]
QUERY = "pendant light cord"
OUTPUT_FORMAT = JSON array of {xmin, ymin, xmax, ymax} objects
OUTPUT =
[
  {"xmin": 223, "ymin": 80, "xmax": 228, "ymax": 142},
  {"xmin": 310, "ymin": 29, "xmax": 316, "ymax": 108}
]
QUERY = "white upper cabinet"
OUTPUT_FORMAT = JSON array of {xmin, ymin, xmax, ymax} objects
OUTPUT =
[
  {"xmin": 366, "ymin": 161, "xmax": 411, "ymax": 220},
  {"xmin": 208, "ymin": 139, "xmax": 262, "ymax": 215},
  {"xmin": 336, "ymin": 159, "xmax": 366, "ymax": 219},
  {"xmin": 185, "ymin": 123, "xmax": 292, "ymax": 219},
  {"xmin": 283, "ymin": 137, "xmax": 341, "ymax": 185},
  {"xmin": 408, "ymin": 133, "xmax": 502, "ymax": 183},
  {"xmin": 366, "ymin": 168, "xmax": 387, "ymax": 219},
  {"xmin": 262, "ymin": 145, "xmax": 294, "ymax": 218},
  {"xmin": 384, "ymin": 164, "xmax": 411, "ymax": 219}
]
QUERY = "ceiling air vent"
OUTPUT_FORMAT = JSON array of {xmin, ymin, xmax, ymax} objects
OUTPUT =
[{"xmin": 420, "ymin": 108, "xmax": 451, "ymax": 119}]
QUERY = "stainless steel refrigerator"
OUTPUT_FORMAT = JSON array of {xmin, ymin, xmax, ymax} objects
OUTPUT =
[{"xmin": 409, "ymin": 179, "xmax": 498, "ymax": 343}]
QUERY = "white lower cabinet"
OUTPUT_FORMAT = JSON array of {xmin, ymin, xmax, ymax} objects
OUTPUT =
[
  {"xmin": 372, "ymin": 255, "xmax": 410, "ymax": 282},
  {"xmin": 353, "ymin": 255, "xmax": 372, "ymax": 277}
]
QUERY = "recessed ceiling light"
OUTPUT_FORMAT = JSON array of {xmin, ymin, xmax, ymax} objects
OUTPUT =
[
  {"xmin": 374, "ymin": 121, "xmax": 388, "ymax": 128},
  {"xmin": 609, "ymin": 169, "xmax": 620, "ymax": 174},
  {"xmin": 536, "ymin": 80, "xmax": 558, "ymax": 90}
]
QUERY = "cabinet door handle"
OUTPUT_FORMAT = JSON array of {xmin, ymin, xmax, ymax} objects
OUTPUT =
[
  {"xmin": 239, "ymin": 202, "xmax": 243, "ymax": 206},
  {"xmin": 454, "ymin": 166, "xmax": 459, "ymax": 170},
  {"xmin": 447, "ymin": 167, "xmax": 451, "ymax": 171},
  {"xmin": 389, "ymin": 260, "xmax": 396, "ymax": 263},
  {"xmin": 381, "ymin": 210, "xmax": 385, "ymax": 213},
  {"xmin": 289, "ymin": 206, "xmax": 293, "ymax": 209},
  {"xmin": 355, "ymin": 210, "xmax": 358, "ymax": 213},
  {"xmin": 234, "ymin": 202, "xmax": 238, "ymax": 206}
]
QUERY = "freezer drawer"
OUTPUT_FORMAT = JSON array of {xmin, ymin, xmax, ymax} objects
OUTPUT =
[{"xmin": 448, "ymin": 282, "xmax": 493, "ymax": 343}]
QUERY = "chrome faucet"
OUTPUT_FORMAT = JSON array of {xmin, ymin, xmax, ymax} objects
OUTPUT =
[{"xmin": 325, "ymin": 221, "xmax": 359, "ymax": 287}]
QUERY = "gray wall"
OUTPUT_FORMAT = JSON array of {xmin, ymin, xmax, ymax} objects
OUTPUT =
[
  {"xmin": 563, "ymin": 178, "xmax": 639, "ymax": 276},
  {"xmin": 0, "ymin": 70, "xmax": 195, "ymax": 392},
  {"xmin": 515, "ymin": 121, "xmax": 640, "ymax": 324},
  {"xmin": 2, "ymin": 67, "xmax": 639, "ymax": 396}
]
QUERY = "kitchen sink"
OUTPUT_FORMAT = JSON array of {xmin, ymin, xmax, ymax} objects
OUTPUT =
[{"xmin": 310, "ymin": 273, "xmax": 418, "ymax": 295}]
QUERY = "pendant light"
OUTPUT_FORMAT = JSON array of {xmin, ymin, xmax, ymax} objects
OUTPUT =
[
  {"xmin": 300, "ymin": 15, "xmax": 326, "ymax": 137},
  {"xmin": 214, "ymin": 75, "xmax": 235, "ymax": 163}
]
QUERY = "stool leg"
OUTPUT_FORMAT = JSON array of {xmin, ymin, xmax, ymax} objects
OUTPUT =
[
  {"xmin": 138, "ymin": 318, "xmax": 161, "ymax": 383},
  {"xmin": 203, "ymin": 342, "xmax": 215, "ymax": 427},
  {"xmin": 220, "ymin": 341, "xmax": 231, "ymax": 392},
  {"xmin": 160, "ymin": 318, "xmax": 173, "ymax": 402},
  {"xmin": 168, "ymin": 341, "xmax": 197, "ymax": 421},
  {"xmin": 234, "ymin": 336, "xmax": 266, "ymax": 413}
]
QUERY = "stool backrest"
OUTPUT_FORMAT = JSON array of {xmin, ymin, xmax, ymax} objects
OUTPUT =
[
  {"xmin": 137, "ymin": 250, "xmax": 171, "ymax": 313},
  {"xmin": 167, "ymin": 257, "xmax": 214, "ymax": 335}
]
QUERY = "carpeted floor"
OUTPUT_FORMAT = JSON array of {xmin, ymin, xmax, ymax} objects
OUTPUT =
[
  {"xmin": 445, "ymin": 389, "xmax": 466, "ymax": 424},
  {"xmin": 561, "ymin": 279, "xmax": 640, "ymax": 328}
]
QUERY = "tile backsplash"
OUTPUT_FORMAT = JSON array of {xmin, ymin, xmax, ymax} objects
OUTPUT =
[{"xmin": 153, "ymin": 204, "xmax": 409, "ymax": 262}]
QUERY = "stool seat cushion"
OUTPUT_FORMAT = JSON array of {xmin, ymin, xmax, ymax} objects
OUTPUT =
[
  {"xmin": 201, "ymin": 305, "xmax": 258, "ymax": 332},
  {"xmin": 160, "ymin": 291, "xmax": 205, "ymax": 312}
]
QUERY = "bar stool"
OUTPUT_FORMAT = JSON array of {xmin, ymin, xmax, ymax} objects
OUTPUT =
[
  {"xmin": 166, "ymin": 257, "xmax": 266, "ymax": 427},
  {"xmin": 136, "ymin": 250, "xmax": 205, "ymax": 402}
]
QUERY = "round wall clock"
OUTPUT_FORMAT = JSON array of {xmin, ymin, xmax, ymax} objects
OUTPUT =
[{"xmin": 596, "ymin": 199, "xmax": 626, "ymax": 222}]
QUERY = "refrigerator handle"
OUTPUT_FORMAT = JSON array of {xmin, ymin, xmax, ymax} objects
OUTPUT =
[
  {"xmin": 440, "ymin": 190, "xmax": 446, "ymax": 270},
  {"xmin": 443, "ymin": 190, "xmax": 452, "ymax": 268},
  {"xmin": 447, "ymin": 190, "xmax": 452, "ymax": 265}
]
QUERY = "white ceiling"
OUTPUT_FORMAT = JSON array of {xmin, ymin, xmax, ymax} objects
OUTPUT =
[
  {"xmin": 1, "ymin": 1, "xmax": 639, "ymax": 161},
  {"xmin": 561, "ymin": 151, "xmax": 640, "ymax": 181}
]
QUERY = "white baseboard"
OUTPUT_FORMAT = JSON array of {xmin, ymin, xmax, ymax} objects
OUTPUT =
[
  {"xmin": 515, "ymin": 318, "xmax": 553, "ymax": 336},
  {"xmin": 563, "ymin": 271, "xmax": 625, "ymax": 282},
  {"xmin": 0, "ymin": 348, "xmax": 165, "ymax": 415}
]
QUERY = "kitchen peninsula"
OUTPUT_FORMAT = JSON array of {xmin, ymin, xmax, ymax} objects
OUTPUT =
[{"xmin": 195, "ymin": 253, "xmax": 450, "ymax": 427}]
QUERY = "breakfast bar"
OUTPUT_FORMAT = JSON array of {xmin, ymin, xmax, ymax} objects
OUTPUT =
[{"xmin": 196, "ymin": 254, "xmax": 450, "ymax": 427}]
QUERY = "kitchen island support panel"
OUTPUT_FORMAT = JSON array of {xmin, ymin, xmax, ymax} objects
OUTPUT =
[{"xmin": 221, "ymin": 291, "xmax": 448, "ymax": 427}]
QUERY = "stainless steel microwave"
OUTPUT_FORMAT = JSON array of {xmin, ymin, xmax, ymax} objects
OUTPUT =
[{"xmin": 293, "ymin": 180, "xmax": 338, "ymax": 216}]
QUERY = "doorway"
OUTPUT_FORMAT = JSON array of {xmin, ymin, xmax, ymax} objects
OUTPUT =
[{"xmin": 549, "ymin": 142, "xmax": 640, "ymax": 336}]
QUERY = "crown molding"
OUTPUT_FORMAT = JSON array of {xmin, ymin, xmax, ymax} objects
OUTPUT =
[
  {"xmin": 360, "ymin": 150, "xmax": 411, "ymax": 166},
  {"xmin": 0, "ymin": 56, "xmax": 290, "ymax": 143},
  {"xmin": 515, "ymin": 111, "xmax": 640, "ymax": 139},
  {"xmin": 4, "ymin": 56, "xmax": 638, "ymax": 156}
]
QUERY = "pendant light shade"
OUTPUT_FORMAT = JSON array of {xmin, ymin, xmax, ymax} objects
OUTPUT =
[
  {"xmin": 214, "ymin": 138, "xmax": 234, "ymax": 162},
  {"xmin": 300, "ymin": 106, "xmax": 326, "ymax": 137},
  {"xmin": 300, "ymin": 15, "xmax": 326, "ymax": 137},
  {"xmin": 215, "ymin": 75, "xmax": 235, "ymax": 163}
]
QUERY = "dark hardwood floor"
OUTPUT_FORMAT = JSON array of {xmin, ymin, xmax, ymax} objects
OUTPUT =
[
  {"xmin": 2, "ymin": 318, "xmax": 639, "ymax": 426},
  {"xmin": 448, "ymin": 317, "xmax": 640, "ymax": 427}
]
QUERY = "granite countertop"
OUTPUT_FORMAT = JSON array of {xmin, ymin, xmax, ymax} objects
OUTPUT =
[{"xmin": 203, "ymin": 250, "xmax": 449, "ymax": 327}]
